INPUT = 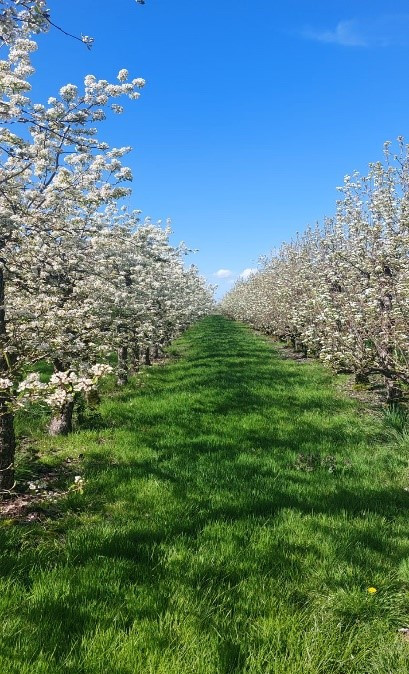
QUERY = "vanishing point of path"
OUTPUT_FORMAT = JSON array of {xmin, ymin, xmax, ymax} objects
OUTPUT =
[{"xmin": 2, "ymin": 316, "xmax": 409, "ymax": 673}]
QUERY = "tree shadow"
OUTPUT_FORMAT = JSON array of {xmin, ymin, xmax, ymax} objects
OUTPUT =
[{"xmin": 2, "ymin": 316, "xmax": 408, "ymax": 669}]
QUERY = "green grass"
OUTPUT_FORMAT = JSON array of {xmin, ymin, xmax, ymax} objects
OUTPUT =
[{"xmin": 2, "ymin": 315, "xmax": 409, "ymax": 673}]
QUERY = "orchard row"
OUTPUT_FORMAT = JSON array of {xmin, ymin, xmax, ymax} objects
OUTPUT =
[
  {"xmin": 221, "ymin": 142, "xmax": 409, "ymax": 404},
  {"xmin": 0, "ymin": 2, "xmax": 213, "ymax": 490}
]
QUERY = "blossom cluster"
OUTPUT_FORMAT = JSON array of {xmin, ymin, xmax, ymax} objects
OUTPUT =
[{"xmin": 17, "ymin": 365, "xmax": 113, "ymax": 409}]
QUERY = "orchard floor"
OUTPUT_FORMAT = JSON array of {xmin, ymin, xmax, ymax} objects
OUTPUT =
[{"xmin": 2, "ymin": 316, "xmax": 409, "ymax": 673}]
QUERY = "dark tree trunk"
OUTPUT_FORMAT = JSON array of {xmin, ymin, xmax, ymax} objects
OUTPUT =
[
  {"xmin": 355, "ymin": 371, "xmax": 369, "ymax": 385},
  {"xmin": 117, "ymin": 345, "xmax": 129, "ymax": 386},
  {"xmin": 0, "ymin": 268, "xmax": 15, "ymax": 492},
  {"xmin": 144, "ymin": 347, "xmax": 151, "ymax": 366},
  {"xmin": 385, "ymin": 377, "xmax": 403, "ymax": 405},
  {"xmin": 130, "ymin": 344, "xmax": 140, "ymax": 374},
  {"xmin": 49, "ymin": 400, "xmax": 75, "ymax": 436},
  {"xmin": 0, "ymin": 394, "xmax": 15, "ymax": 492}
]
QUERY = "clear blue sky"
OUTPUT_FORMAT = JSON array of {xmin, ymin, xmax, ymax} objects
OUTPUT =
[{"xmin": 32, "ymin": 1, "xmax": 409, "ymax": 296}]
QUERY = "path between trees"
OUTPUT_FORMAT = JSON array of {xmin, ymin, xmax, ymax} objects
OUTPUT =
[{"xmin": 1, "ymin": 316, "xmax": 409, "ymax": 673}]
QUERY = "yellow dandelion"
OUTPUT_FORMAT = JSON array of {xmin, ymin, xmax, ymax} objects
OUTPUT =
[{"xmin": 367, "ymin": 587, "xmax": 377, "ymax": 594}]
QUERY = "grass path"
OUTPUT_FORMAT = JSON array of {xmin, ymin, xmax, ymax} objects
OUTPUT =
[{"xmin": 2, "ymin": 316, "xmax": 409, "ymax": 673}]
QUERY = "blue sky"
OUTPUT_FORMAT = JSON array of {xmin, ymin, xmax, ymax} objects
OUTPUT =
[{"xmin": 32, "ymin": 1, "xmax": 409, "ymax": 296}]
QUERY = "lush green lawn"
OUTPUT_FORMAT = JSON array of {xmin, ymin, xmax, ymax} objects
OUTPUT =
[{"xmin": 2, "ymin": 316, "xmax": 409, "ymax": 673}]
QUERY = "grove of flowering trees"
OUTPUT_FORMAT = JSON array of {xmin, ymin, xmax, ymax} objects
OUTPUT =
[
  {"xmin": 221, "ymin": 140, "xmax": 409, "ymax": 405},
  {"xmin": 0, "ymin": 1, "xmax": 213, "ymax": 491}
]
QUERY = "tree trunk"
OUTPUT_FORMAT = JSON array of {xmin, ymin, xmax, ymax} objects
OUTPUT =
[
  {"xmin": 144, "ymin": 347, "xmax": 151, "ymax": 366},
  {"xmin": 117, "ymin": 345, "xmax": 128, "ymax": 386},
  {"xmin": 355, "ymin": 371, "xmax": 369, "ymax": 385},
  {"xmin": 385, "ymin": 376, "xmax": 403, "ymax": 405},
  {"xmin": 130, "ymin": 344, "xmax": 140, "ymax": 374},
  {"xmin": 0, "ymin": 268, "xmax": 15, "ymax": 492},
  {"xmin": 49, "ymin": 400, "xmax": 75, "ymax": 436},
  {"xmin": 0, "ymin": 395, "xmax": 15, "ymax": 492}
]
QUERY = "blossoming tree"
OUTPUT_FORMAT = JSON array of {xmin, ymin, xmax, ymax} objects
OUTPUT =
[{"xmin": 0, "ymin": 1, "xmax": 213, "ymax": 490}]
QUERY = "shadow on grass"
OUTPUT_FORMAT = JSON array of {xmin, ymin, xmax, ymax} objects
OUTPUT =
[{"xmin": 2, "ymin": 316, "xmax": 409, "ymax": 671}]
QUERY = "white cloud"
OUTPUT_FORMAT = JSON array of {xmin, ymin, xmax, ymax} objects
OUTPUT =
[
  {"xmin": 303, "ymin": 20, "xmax": 366, "ymax": 47},
  {"xmin": 214, "ymin": 269, "xmax": 233, "ymax": 279},
  {"xmin": 240, "ymin": 268, "xmax": 258, "ymax": 280},
  {"xmin": 303, "ymin": 15, "xmax": 409, "ymax": 48}
]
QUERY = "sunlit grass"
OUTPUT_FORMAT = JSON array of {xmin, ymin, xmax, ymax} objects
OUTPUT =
[{"xmin": 2, "ymin": 316, "xmax": 409, "ymax": 672}]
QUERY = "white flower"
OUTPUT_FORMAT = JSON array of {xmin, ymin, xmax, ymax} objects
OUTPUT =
[
  {"xmin": 59, "ymin": 84, "xmax": 78, "ymax": 101},
  {"xmin": 117, "ymin": 69, "xmax": 129, "ymax": 82},
  {"xmin": 81, "ymin": 34, "xmax": 94, "ymax": 47}
]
